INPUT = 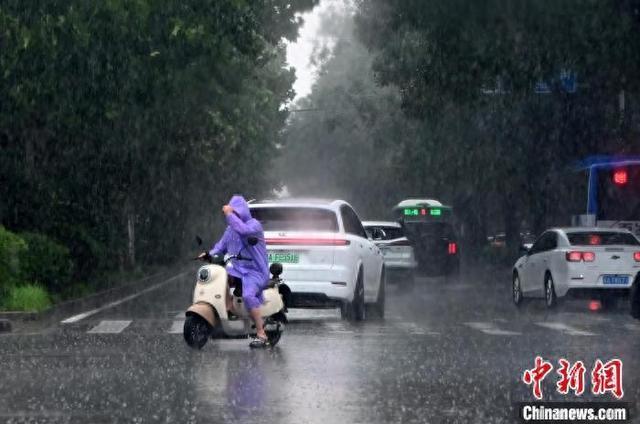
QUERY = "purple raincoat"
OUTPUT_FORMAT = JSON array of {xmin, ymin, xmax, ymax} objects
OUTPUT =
[{"xmin": 209, "ymin": 195, "xmax": 269, "ymax": 310}]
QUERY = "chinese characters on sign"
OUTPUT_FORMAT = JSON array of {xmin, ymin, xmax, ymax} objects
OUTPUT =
[{"xmin": 522, "ymin": 357, "xmax": 623, "ymax": 400}]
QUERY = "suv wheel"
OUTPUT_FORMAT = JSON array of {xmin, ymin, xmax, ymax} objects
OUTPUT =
[
  {"xmin": 366, "ymin": 268, "xmax": 386, "ymax": 319},
  {"xmin": 341, "ymin": 270, "xmax": 366, "ymax": 321}
]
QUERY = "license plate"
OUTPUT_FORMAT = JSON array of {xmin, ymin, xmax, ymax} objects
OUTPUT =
[
  {"xmin": 268, "ymin": 252, "xmax": 299, "ymax": 264},
  {"xmin": 603, "ymin": 275, "xmax": 628, "ymax": 285}
]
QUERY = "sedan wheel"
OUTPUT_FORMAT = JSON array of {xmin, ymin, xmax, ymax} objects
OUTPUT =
[
  {"xmin": 545, "ymin": 274, "xmax": 557, "ymax": 309},
  {"xmin": 512, "ymin": 273, "xmax": 523, "ymax": 306}
]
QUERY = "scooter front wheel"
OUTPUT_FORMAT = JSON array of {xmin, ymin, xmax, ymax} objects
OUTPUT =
[
  {"xmin": 183, "ymin": 314, "xmax": 211, "ymax": 349},
  {"xmin": 264, "ymin": 314, "xmax": 286, "ymax": 347}
]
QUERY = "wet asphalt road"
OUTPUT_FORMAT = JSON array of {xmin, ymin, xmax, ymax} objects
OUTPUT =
[{"xmin": 1, "ymin": 267, "xmax": 639, "ymax": 423}]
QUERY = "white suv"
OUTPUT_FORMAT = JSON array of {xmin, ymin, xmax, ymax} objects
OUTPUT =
[{"xmin": 249, "ymin": 199, "xmax": 385, "ymax": 320}]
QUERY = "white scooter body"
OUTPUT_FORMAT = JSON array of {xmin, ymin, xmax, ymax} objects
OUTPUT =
[{"xmin": 188, "ymin": 263, "xmax": 285, "ymax": 337}]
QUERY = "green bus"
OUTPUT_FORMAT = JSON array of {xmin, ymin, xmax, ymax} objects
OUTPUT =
[{"xmin": 392, "ymin": 199, "xmax": 459, "ymax": 277}]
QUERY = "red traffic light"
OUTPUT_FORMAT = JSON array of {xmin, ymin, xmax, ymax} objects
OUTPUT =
[{"xmin": 613, "ymin": 169, "xmax": 628, "ymax": 186}]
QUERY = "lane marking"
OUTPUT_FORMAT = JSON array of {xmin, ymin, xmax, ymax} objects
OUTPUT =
[
  {"xmin": 168, "ymin": 320, "xmax": 184, "ymax": 334},
  {"xmin": 394, "ymin": 321, "xmax": 440, "ymax": 336},
  {"xmin": 624, "ymin": 323, "xmax": 640, "ymax": 332},
  {"xmin": 61, "ymin": 271, "xmax": 188, "ymax": 324},
  {"xmin": 87, "ymin": 320, "xmax": 131, "ymax": 334},
  {"xmin": 535, "ymin": 322, "xmax": 596, "ymax": 336},
  {"xmin": 465, "ymin": 322, "xmax": 521, "ymax": 336}
]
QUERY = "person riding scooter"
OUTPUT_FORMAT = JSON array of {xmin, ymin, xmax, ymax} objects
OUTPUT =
[{"xmin": 199, "ymin": 195, "xmax": 271, "ymax": 348}]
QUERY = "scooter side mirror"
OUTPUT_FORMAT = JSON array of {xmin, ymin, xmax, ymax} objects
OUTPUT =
[
  {"xmin": 247, "ymin": 236, "xmax": 259, "ymax": 246},
  {"xmin": 196, "ymin": 236, "xmax": 203, "ymax": 246},
  {"xmin": 270, "ymin": 262, "xmax": 283, "ymax": 277}
]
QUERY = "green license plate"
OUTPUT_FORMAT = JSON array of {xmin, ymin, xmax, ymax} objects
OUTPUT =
[{"xmin": 268, "ymin": 252, "xmax": 299, "ymax": 264}]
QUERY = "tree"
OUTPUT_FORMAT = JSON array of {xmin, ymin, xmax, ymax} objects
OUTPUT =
[
  {"xmin": 0, "ymin": 0, "xmax": 318, "ymax": 281},
  {"xmin": 354, "ymin": 0, "xmax": 640, "ymax": 256},
  {"xmin": 279, "ymin": 8, "xmax": 420, "ymax": 218}
]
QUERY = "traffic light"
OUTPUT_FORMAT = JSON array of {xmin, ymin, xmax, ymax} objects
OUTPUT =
[{"xmin": 613, "ymin": 169, "xmax": 628, "ymax": 186}]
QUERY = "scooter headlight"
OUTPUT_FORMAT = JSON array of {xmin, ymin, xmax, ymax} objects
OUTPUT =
[{"xmin": 198, "ymin": 268, "xmax": 210, "ymax": 283}]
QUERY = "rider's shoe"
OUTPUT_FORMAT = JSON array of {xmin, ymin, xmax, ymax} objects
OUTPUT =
[{"xmin": 249, "ymin": 336, "xmax": 270, "ymax": 348}]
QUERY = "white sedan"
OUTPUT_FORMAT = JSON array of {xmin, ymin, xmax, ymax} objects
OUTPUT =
[
  {"xmin": 512, "ymin": 227, "xmax": 640, "ymax": 308},
  {"xmin": 249, "ymin": 199, "xmax": 385, "ymax": 320},
  {"xmin": 363, "ymin": 221, "xmax": 417, "ymax": 286}
]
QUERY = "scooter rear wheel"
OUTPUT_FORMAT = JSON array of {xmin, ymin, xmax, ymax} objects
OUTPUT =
[{"xmin": 183, "ymin": 314, "xmax": 211, "ymax": 349}]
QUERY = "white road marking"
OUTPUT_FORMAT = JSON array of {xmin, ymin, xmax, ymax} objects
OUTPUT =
[
  {"xmin": 168, "ymin": 320, "xmax": 184, "ymax": 334},
  {"xmin": 624, "ymin": 323, "xmax": 640, "ymax": 332},
  {"xmin": 60, "ymin": 272, "xmax": 188, "ymax": 324},
  {"xmin": 465, "ymin": 322, "xmax": 521, "ymax": 336},
  {"xmin": 394, "ymin": 322, "xmax": 440, "ymax": 336},
  {"xmin": 87, "ymin": 320, "xmax": 131, "ymax": 334},
  {"xmin": 535, "ymin": 322, "xmax": 596, "ymax": 336}
]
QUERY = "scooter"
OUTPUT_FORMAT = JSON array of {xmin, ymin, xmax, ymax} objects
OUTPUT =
[{"xmin": 184, "ymin": 236, "xmax": 290, "ymax": 349}]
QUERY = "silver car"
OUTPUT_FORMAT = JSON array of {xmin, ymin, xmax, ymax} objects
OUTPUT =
[{"xmin": 363, "ymin": 221, "xmax": 418, "ymax": 286}]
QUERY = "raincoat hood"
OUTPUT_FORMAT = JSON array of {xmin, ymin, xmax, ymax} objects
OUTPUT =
[{"xmin": 229, "ymin": 195, "xmax": 251, "ymax": 222}]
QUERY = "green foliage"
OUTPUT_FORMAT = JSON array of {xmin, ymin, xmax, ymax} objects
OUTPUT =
[
  {"xmin": 19, "ymin": 232, "xmax": 73, "ymax": 294},
  {"xmin": 3, "ymin": 284, "xmax": 51, "ymax": 312},
  {"xmin": 0, "ymin": 226, "xmax": 27, "ymax": 295},
  {"xmin": 0, "ymin": 1, "xmax": 317, "ymax": 277},
  {"xmin": 56, "ymin": 281, "xmax": 93, "ymax": 303},
  {"xmin": 350, "ymin": 0, "xmax": 640, "ymax": 249}
]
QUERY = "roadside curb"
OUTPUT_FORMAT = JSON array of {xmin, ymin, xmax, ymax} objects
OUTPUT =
[{"xmin": 0, "ymin": 265, "xmax": 190, "ymax": 328}]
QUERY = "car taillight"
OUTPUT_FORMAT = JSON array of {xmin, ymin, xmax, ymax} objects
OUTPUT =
[
  {"xmin": 448, "ymin": 242, "xmax": 457, "ymax": 255},
  {"xmin": 566, "ymin": 251, "xmax": 582, "ymax": 262},
  {"xmin": 265, "ymin": 238, "xmax": 350, "ymax": 246},
  {"xmin": 566, "ymin": 251, "xmax": 595, "ymax": 262},
  {"xmin": 634, "ymin": 252, "xmax": 640, "ymax": 262}
]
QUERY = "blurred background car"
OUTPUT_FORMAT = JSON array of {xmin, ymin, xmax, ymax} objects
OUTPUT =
[
  {"xmin": 363, "ymin": 221, "xmax": 417, "ymax": 288},
  {"xmin": 392, "ymin": 199, "xmax": 461, "ymax": 279}
]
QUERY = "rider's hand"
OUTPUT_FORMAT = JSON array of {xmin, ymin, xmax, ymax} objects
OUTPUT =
[{"xmin": 222, "ymin": 204, "xmax": 234, "ymax": 216}]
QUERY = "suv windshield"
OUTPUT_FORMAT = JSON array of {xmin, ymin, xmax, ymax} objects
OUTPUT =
[
  {"xmin": 250, "ymin": 207, "xmax": 338, "ymax": 232},
  {"xmin": 567, "ymin": 232, "xmax": 640, "ymax": 246}
]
